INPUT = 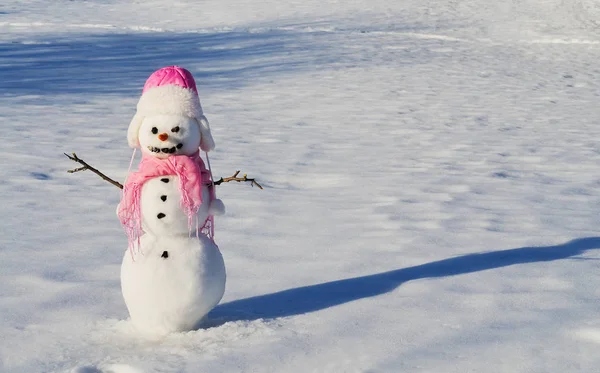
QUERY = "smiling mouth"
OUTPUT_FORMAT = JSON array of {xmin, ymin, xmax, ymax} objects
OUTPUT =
[{"xmin": 148, "ymin": 144, "xmax": 183, "ymax": 154}]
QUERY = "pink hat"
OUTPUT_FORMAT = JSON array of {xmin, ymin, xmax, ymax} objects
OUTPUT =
[{"xmin": 127, "ymin": 66, "xmax": 215, "ymax": 151}]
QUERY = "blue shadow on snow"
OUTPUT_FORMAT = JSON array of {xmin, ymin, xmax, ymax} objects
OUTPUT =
[
  {"xmin": 0, "ymin": 30, "xmax": 333, "ymax": 97},
  {"xmin": 211, "ymin": 237, "xmax": 600, "ymax": 321}
]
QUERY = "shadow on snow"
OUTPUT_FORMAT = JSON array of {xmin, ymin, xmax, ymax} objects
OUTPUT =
[
  {"xmin": 211, "ymin": 237, "xmax": 600, "ymax": 322},
  {"xmin": 0, "ymin": 30, "xmax": 331, "ymax": 97}
]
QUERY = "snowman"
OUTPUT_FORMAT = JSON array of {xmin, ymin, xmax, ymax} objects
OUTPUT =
[{"xmin": 117, "ymin": 66, "xmax": 226, "ymax": 337}]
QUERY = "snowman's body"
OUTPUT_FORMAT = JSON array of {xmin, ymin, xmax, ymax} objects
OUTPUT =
[
  {"xmin": 118, "ymin": 66, "xmax": 226, "ymax": 337},
  {"xmin": 121, "ymin": 174, "xmax": 225, "ymax": 336},
  {"xmin": 121, "ymin": 233, "xmax": 225, "ymax": 336},
  {"xmin": 139, "ymin": 174, "xmax": 211, "ymax": 236}
]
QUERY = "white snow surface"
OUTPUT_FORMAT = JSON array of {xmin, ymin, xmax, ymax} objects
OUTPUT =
[{"xmin": 2, "ymin": 0, "xmax": 600, "ymax": 372}]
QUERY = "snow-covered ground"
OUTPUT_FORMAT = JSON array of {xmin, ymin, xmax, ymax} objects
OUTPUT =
[{"xmin": 2, "ymin": 1, "xmax": 600, "ymax": 372}]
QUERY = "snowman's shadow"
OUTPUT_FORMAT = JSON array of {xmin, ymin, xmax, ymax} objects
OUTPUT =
[{"xmin": 207, "ymin": 237, "xmax": 600, "ymax": 324}]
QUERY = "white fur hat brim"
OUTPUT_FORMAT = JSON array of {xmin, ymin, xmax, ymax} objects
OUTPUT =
[{"xmin": 137, "ymin": 84, "xmax": 203, "ymax": 118}]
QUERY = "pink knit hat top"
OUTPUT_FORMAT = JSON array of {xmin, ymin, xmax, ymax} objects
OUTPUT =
[{"xmin": 142, "ymin": 66, "xmax": 198, "ymax": 94}]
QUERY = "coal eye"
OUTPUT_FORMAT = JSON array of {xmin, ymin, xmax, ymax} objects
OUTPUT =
[
  {"xmin": 171, "ymin": 126, "xmax": 180, "ymax": 133},
  {"xmin": 151, "ymin": 127, "xmax": 158, "ymax": 134}
]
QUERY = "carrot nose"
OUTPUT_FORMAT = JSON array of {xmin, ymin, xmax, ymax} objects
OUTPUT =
[{"xmin": 158, "ymin": 133, "xmax": 169, "ymax": 141}]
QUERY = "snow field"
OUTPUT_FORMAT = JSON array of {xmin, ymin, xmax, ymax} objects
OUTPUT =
[{"xmin": 1, "ymin": 0, "xmax": 600, "ymax": 372}]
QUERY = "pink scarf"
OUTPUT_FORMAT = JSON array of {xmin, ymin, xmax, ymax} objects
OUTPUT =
[{"xmin": 118, "ymin": 151, "xmax": 213, "ymax": 251}]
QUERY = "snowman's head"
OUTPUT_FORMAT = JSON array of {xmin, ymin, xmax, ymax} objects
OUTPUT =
[
  {"xmin": 127, "ymin": 66, "xmax": 215, "ymax": 156},
  {"xmin": 134, "ymin": 114, "xmax": 213, "ymax": 158}
]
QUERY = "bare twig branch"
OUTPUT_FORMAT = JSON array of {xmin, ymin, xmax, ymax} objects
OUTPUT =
[
  {"xmin": 64, "ymin": 152, "xmax": 124, "ymax": 189},
  {"xmin": 213, "ymin": 170, "xmax": 264, "ymax": 189},
  {"xmin": 68, "ymin": 166, "xmax": 88, "ymax": 173},
  {"xmin": 65, "ymin": 153, "xmax": 263, "ymax": 190}
]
